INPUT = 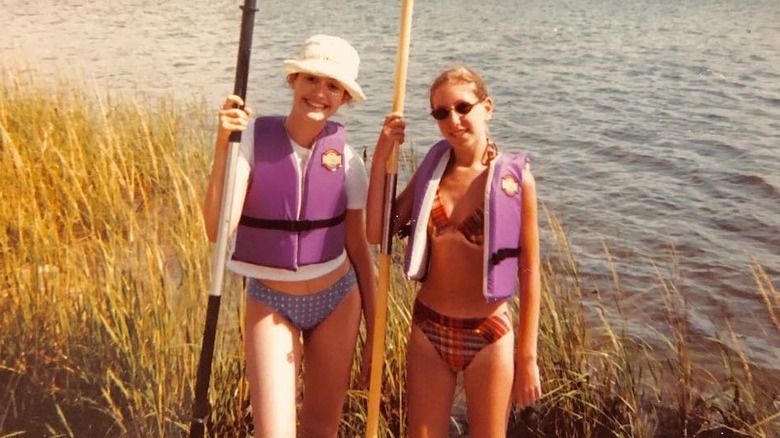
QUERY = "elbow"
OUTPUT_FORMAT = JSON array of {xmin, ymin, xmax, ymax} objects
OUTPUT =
[
  {"xmin": 202, "ymin": 209, "xmax": 218, "ymax": 243},
  {"xmin": 204, "ymin": 222, "xmax": 217, "ymax": 243},
  {"xmin": 365, "ymin": 216, "xmax": 381, "ymax": 246},
  {"xmin": 366, "ymin": 227, "xmax": 380, "ymax": 246}
]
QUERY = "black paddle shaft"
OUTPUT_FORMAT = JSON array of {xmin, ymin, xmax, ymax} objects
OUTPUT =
[
  {"xmin": 190, "ymin": 295, "xmax": 221, "ymax": 438},
  {"xmin": 190, "ymin": 1, "xmax": 258, "ymax": 437},
  {"xmin": 229, "ymin": 0, "xmax": 259, "ymax": 143}
]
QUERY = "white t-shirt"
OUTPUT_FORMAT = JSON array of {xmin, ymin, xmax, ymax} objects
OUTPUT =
[{"xmin": 226, "ymin": 117, "xmax": 368, "ymax": 281}]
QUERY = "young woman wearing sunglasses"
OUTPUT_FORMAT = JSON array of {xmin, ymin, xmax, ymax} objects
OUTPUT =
[
  {"xmin": 367, "ymin": 65, "xmax": 542, "ymax": 436},
  {"xmin": 203, "ymin": 35, "xmax": 376, "ymax": 436}
]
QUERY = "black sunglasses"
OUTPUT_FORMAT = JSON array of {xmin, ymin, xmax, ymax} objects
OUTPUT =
[{"xmin": 430, "ymin": 101, "xmax": 481, "ymax": 120}]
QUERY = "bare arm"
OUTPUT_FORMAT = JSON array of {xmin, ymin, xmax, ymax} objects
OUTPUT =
[
  {"xmin": 344, "ymin": 208, "xmax": 377, "ymax": 386},
  {"xmin": 366, "ymin": 114, "xmax": 412, "ymax": 245},
  {"xmin": 514, "ymin": 167, "xmax": 542, "ymax": 407},
  {"xmin": 202, "ymin": 95, "xmax": 252, "ymax": 242}
]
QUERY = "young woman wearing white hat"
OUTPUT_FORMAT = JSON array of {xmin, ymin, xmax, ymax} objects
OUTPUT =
[{"xmin": 203, "ymin": 34, "xmax": 375, "ymax": 436}]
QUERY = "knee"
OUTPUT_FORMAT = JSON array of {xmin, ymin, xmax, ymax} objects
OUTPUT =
[
  {"xmin": 298, "ymin": 395, "xmax": 346, "ymax": 438},
  {"xmin": 297, "ymin": 417, "xmax": 339, "ymax": 438}
]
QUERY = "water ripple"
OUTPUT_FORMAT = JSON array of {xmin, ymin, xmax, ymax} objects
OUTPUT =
[{"xmin": 2, "ymin": 0, "xmax": 778, "ymax": 372}]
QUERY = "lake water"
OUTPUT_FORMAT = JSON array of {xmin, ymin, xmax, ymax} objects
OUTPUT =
[{"xmin": 3, "ymin": 0, "xmax": 778, "ymax": 376}]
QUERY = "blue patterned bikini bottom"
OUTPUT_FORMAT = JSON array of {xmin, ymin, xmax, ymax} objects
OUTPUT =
[{"xmin": 246, "ymin": 267, "xmax": 357, "ymax": 331}]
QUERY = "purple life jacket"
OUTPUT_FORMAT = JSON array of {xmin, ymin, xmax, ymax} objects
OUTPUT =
[
  {"xmin": 403, "ymin": 140, "xmax": 529, "ymax": 302},
  {"xmin": 231, "ymin": 116, "xmax": 347, "ymax": 270}
]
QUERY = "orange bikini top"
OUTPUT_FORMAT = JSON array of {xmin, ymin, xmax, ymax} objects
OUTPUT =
[{"xmin": 429, "ymin": 190, "xmax": 484, "ymax": 245}]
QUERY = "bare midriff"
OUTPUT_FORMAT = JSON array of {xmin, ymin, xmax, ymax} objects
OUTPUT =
[
  {"xmin": 258, "ymin": 257, "xmax": 351, "ymax": 296},
  {"xmin": 417, "ymin": 232, "xmax": 508, "ymax": 318}
]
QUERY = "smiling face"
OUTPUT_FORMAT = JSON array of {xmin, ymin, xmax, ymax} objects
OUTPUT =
[
  {"xmin": 430, "ymin": 82, "xmax": 493, "ymax": 149},
  {"xmin": 288, "ymin": 73, "xmax": 350, "ymax": 122}
]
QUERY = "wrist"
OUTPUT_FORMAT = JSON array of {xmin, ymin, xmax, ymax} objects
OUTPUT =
[
  {"xmin": 515, "ymin": 355, "xmax": 537, "ymax": 365},
  {"xmin": 217, "ymin": 126, "xmax": 231, "ymax": 140},
  {"xmin": 374, "ymin": 144, "xmax": 391, "ymax": 162}
]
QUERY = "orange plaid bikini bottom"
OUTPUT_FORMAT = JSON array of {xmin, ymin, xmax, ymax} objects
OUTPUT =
[{"xmin": 412, "ymin": 299, "xmax": 512, "ymax": 372}]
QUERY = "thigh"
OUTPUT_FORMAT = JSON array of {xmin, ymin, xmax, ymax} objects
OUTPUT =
[
  {"xmin": 244, "ymin": 296, "xmax": 302, "ymax": 437},
  {"xmin": 299, "ymin": 286, "xmax": 362, "ymax": 437},
  {"xmin": 406, "ymin": 325, "xmax": 457, "ymax": 438},
  {"xmin": 462, "ymin": 328, "xmax": 515, "ymax": 437}
]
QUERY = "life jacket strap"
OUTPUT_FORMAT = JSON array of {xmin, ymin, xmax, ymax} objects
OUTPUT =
[
  {"xmin": 239, "ymin": 211, "xmax": 347, "ymax": 232},
  {"xmin": 490, "ymin": 247, "xmax": 521, "ymax": 266}
]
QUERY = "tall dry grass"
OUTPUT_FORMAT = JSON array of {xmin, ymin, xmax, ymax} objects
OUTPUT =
[
  {"xmin": 0, "ymin": 67, "xmax": 244, "ymax": 436},
  {"xmin": 515, "ymin": 211, "xmax": 780, "ymax": 437},
  {"xmin": 1, "ymin": 68, "xmax": 778, "ymax": 437}
]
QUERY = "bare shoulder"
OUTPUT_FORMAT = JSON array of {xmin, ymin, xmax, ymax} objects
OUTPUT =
[{"xmin": 521, "ymin": 165, "xmax": 536, "ymax": 191}]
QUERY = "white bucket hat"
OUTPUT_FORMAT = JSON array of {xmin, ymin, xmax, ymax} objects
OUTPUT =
[{"xmin": 283, "ymin": 34, "xmax": 366, "ymax": 102}]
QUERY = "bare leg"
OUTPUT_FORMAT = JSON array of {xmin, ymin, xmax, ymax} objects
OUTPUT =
[
  {"xmin": 244, "ymin": 297, "xmax": 302, "ymax": 437},
  {"xmin": 462, "ymin": 329, "xmax": 515, "ymax": 437},
  {"xmin": 298, "ymin": 287, "xmax": 362, "ymax": 437},
  {"xmin": 406, "ymin": 325, "xmax": 457, "ymax": 438}
]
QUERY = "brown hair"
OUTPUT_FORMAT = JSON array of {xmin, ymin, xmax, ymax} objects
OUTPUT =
[{"xmin": 429, "ymin": 65, "xmax": 490, "ymax": 108}]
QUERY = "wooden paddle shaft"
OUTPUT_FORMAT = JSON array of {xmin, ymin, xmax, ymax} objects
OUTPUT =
[{"xmin": 366, "ymin": 1, "xmax": 414, "ymax": 436}]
